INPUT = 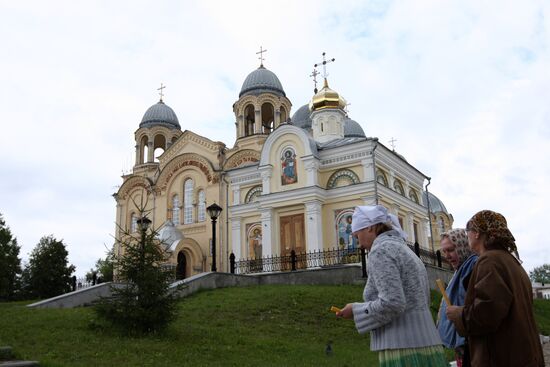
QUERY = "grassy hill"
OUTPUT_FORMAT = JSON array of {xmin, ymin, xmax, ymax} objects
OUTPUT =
[{"xmin": 1, "ymin": 284, "xmax": 548, "ymax": 366}]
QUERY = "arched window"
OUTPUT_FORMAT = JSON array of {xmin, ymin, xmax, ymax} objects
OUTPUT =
[
  {"xmin": 261, "ymin": 102, "xmax": 274, "ymax": 133},
  {"xmin": 130, "ymin": 213, "xmax": 138, "ymax": 233},
  {"xmin": 140, "ymin": 136, "xmax": 148, "ymax": 164},
  {"xmin": 409, "ymin": 190, "xmax": 419, "ymax": 203},
  {"xmin": 244, "ymin": 104, "xmax": 255, "ymax": 136},
  {"xmin": 393, "ymin": 180, "xmax": 405, "ymax": 195},
  {"xmin": 198, "ymin": 190, "xmax": 206, "ymax": 222},
  {"xmin": 280, "ymin": 106, "xmax": 287, "ymax": 124},
  {"xmin": 172, "ymin": 195, "xmax": 180, "ymax": 224},
  {"xmin": 244, "ymin": 186, "xmax": 262, "ymax": 203},
  {"xmin": 184, "ymin": 179, "xmax": 194, "ymax": 224},
  {"xmin": 327, "ymin": 169, "xmax": 360, "ymax": 189},
  {"xmin": 376, "ymin": 170, "xmax": 388, "ymax": 186},
  {"xmin": 153, "ymin": 134, "xmax": 166, "ymax": 162}
]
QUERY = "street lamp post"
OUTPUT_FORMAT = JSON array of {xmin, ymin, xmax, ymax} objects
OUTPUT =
[
  {"xmin": 206, "ymin": 203, "xmax": 223, "ymax": 272},
  {"xmin": 136, "ymin": 216, "xmax": 152, "ymax": 270}
]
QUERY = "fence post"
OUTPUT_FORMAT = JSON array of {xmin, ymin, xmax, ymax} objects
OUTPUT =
[
  {"xmin": 291, "ymin": 250, "xmax": 296, "ymax": 271},
  {"xmin": 436, "ymin": 250, "xmax": 442, "ymax": 268},
  {"xmin": 230, "ymin": 253, "xmax": 235, "ymax": 274},
  {"xmin": 414, "ymin": 242, "xmax": 420, "ymax": 257},
  {"xmin": 360, "ymin": 248, "xmax": 367, "ymax": 278}
]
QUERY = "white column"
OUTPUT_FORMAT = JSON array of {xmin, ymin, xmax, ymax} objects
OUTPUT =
[
  {"xmin": 147, "ymin": 141, "xmax": 154, "ymax": 162},
  {"xmin": 260, "ymin": 208, "xmax": 274, "ymax": 257},
  {"xmin": 404, "ymin": 180, "xmax": 411, "ymax": 198},
  {"xmin": 406, "ymin": 212, "xmax": 415, "ymax": 242},
  {"xmin": 231, "ymin": 217, "xmax": 242, "ymax": 260},
  {"xmin": 302, "ymin": 157, "xmax": 319, "ymax": 186},
  {"xmin": 260, "ymin": 166, "xmax": 273, "ymax": 195},
  {"xmin": 388, "ymin": 170, "xmax": 396, "ymax": 190},
  {"xmin": 255, "ymin": 109, "xmax": 261, "ymax": 133},
  {"xmin": 390, "ymin": 203, "xmax": 399, "ymax": 216},
  {"xmin": 361, "ymin": 158, "xmax": 374, "ymax": 182},
  {"xmin": 232, "ymin": 185, "xmax": 241, "ymax": 205},
  {"xmin": 305, "ymin": 201, "xmax": 323, "ymax": 251}
]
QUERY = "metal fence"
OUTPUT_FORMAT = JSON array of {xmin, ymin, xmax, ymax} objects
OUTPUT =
[{"xmin": 230, "ymin": 241, "xmax": 452, "ymax": 276}]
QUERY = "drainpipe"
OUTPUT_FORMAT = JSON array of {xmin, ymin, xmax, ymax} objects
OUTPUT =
[
  {"xmin": 222, "ymin": 172, "xmax": 230, "ymax": 272},
  {"xmin": 425, "ymin": 177, "xmax": 434, "ymax": 253},
  {"xmin": 371, "ymin": 138, "xmax": 379, "ymax": 204}
]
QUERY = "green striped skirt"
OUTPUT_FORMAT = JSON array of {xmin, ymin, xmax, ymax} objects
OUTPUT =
[{"xmin": 379, "ymin": 345, "xmax": 448, "ymax": 367}]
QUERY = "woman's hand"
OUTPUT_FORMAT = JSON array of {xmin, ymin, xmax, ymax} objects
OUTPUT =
[
  {"xmin": 446, "ymin": 305, "xmax": 464, "ymax": 324},
  {"xmin": 336, "ymin": 304, "xmax": 354, "ymax": 319}
]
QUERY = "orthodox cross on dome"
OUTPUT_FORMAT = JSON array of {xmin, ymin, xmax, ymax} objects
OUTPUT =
[
  {"xmin": 310, "ymin": 68, "xmax": 320, "ymax": 93},
  {"xmin": 344, "ymin": 101, "xmax": 351, "ymax": 114},
  {"xmin": 157, "ymin": 83, "xmax": 166, "ymax": 102},
  {"xmin": 389, "ymin": 137, "xmax": 397, "ymax": 151},
  {"xmin": 314, "ymin": 52, "xmax": 335, "ymax": 80},
  {"xmin": 256, "ymin": 46, "xmax": 268, "ymax": 67}
]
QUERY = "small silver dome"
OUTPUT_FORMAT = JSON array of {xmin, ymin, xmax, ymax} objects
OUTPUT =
[
  {"xmin": 140, "ymin": 101, "xmax": 181, "ymax": 129},
  {"xmin": 290, "ymin": 104, "xmax": 365, "ymax": 138},
  {"xmin": 290, "ymin": 104, "xmax": 312, "ymax": 129},
  {"xmin": 157, "ymin": 220, "xmax": 184, "ymax": 248},
  {"xmin": 423, "ymin": 192, "xmax": 449, "ymax": 214},
  {"xmin": 239, "ymin": 66, "xmax": 285, "ymax": 98},
  {"xmin": 344, "ymin": 118, "xmax": 366, "ymax": 138}
]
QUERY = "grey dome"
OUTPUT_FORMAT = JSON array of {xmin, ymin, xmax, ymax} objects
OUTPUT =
[
  {"xmin": 290, "ymin": 104, "xmax": 365, "ymax": 138},
  {"xmin": 344, "ymin": 118, "xmax": 366, "ymax": 137},
  {"xmin": 291, "ymin": 104, "xmax": 312, "ymax": 129},
  {"xmin": 140, "ymin": 101, "xmax": 181, "ymax": 129},
  {"xmin": 239, "ymin": 66, "xmax": 285, "ymax": 98},
  {"xmin": 423, "ymin": 192, "xmax": 448, "ymax": 214},
  {"xmin": 157, "ymin": 220, "xmax": 184, "ymax": 251}
]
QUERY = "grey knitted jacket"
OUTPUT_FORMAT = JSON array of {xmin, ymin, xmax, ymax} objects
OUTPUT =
[{"xmin": 352, "ymin": 230, "xmax": 443, "ymax": 351}]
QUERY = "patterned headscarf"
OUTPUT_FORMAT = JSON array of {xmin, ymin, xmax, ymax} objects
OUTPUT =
[
  {"xmin": 467, "ymin": 210, "xmax": 518, "ymax": 257},
  {"xmin": 441, "ymin": 228, "xmax": 472, "ymax": 265}
]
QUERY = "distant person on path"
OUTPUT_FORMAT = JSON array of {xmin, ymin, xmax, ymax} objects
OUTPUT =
[
  {"xmin": 336, "ymin": 205, "xmax": 447, "ymax": 367},
  {"xmin": 437, "ymin": 228, "xmax": 478, "ymax": 367},
  {"xmin": 446, "ymin": 210, "xmax": 544, "ymax": 367}
]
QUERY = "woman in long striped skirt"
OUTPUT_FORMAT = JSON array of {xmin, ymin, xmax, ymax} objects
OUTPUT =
[{"xmin": 336, "ymin": 205, "xmax": 448, "ymax": 367}]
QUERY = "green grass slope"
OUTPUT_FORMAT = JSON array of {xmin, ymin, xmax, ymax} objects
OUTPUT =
[{"xmin": 1, "ymin": 285, "xmax": 547, "ymax": 367}]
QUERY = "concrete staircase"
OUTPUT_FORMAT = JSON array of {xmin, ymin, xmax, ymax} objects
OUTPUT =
[{"xmin": 0, "ymin": 347, "xmax": 39, "ymax": 366}]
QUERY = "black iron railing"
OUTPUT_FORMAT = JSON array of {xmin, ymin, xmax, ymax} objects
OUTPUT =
[{"xmin": 230, "ymin": 241, "xmax": 452, "ymax": 275}]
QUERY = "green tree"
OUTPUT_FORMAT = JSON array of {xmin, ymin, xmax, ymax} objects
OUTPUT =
[
  {"xmin": 87, "ymin": 247, "xmax": 115, "ymax": 283},
  {"xmin": 25, "ymin": 235, "xmax": 75, "ymax": 299},
  {"xmin": 0, "ymin": 214, "xmax": 22, "ymax": 301},
  {"xmin": 94, "ymin": 210, "xmax": 178, "ymax": 334},
  {"xmin": 530, "ymin": 264, "xmax": 550, "ymax": 284}
]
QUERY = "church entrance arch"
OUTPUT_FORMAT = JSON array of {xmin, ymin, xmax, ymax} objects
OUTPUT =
[{"xmin": 176, "ymin": 251, "xmax": 187, "ymax": 280}]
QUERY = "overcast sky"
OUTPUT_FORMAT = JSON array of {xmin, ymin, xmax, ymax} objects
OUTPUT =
[{"xmin": 1, "ymin": 0, "xmax": 549, "ymax": 277}]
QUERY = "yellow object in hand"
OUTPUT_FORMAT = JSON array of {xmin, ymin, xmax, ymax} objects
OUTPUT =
[
  {"xmin": 330, "ymin": 306, "xmax": 341, "ymax": 313},
  {"xmin": 436, "ymin": 279, "xmax": 452, "ymax": 306}
]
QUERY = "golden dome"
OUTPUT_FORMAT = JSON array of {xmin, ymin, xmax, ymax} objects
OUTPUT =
[{"xmin": 309, "ymin": 79, "xmax": 347, "ymax": 112}]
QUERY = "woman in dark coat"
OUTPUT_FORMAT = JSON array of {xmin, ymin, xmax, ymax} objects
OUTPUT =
[{"xmin": 446, "ymin": 210, "xmax": 544, "ymax": 367}]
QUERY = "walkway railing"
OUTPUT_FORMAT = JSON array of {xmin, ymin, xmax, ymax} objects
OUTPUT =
[{"xmin": 229, "ymin": 241, "xmax": 452, "ymax": 276}]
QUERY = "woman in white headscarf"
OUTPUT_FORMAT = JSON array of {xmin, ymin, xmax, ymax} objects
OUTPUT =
[{"xmin": 336, "ymin": 205, "xmax": 447, "ymax": 367}]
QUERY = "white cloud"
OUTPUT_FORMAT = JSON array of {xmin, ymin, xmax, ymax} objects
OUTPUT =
[{"xmin": 1, "ymin": 0, "xmax": 549, "ymax": 275}]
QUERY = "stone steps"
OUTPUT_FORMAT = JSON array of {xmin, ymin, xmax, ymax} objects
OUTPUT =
[{"xmin": 0, "ymin": 347, "xmax": 39, "ymax": 367}]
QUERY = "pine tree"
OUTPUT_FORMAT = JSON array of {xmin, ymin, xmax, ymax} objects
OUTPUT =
[
  {"xmin": 0, "ymin": 214, "xmax": 22, "ymax": 301},
  {"xmin": 94, "ymin": 212, "xmax": 178, "ymax": 334}
]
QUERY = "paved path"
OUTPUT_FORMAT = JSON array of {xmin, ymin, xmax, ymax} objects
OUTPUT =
[{"xmin": 544, "ymin": 341, "xmax": 550, "ymax": 367}]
